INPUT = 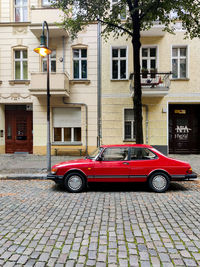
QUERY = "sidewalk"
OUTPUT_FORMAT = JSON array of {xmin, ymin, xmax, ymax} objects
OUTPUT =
[
  {"xmin": 0, "ymin": 154, "xmax": 80, "ymax": 179},
  {"xmin": 0, "ymin": 153, "xmax": 199, "ymax": 179}
]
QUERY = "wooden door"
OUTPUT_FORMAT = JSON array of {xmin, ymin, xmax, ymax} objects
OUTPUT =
[
  {"xmin": 169, "ymin": 105, "xmax": 200, "ymax": 154},
  {"xmin": 5, "ymin": 109, "xmax": 33, "ymax": 154}
]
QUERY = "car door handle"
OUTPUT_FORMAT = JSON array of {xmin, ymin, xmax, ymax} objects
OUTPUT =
[{"xmin": 123, "ymin": 162, "xmax": 129, "ymax": 165}]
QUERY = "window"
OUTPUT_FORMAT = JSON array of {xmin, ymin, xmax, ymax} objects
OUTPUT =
[
  {"xmin": 73, "ymin": 48, "xmax": 87, "ymax": 79},
  {"xmin": 112, "ymin": 0, "xmax": 126, "ymax": 20},
  {"xmin": 42, "ymin": 0, "xmax": 55, "ymax": 6},
  {"xmin": 141, "ymin": 47, "xmax": 157, "ymax": 71},
  {"xmin": 53, "ymin": 108, "xmax": 81, "ymax": 143},
  {"xmin": 124, "ymin": 109, "xmax": 135, "ymax": 140},
  {"xmin": 14, "ymin": 0, "xmax": 28, "ymax": 22},
  {"xmin": 14, "ymin": 50, "xmax": 28, "ymax": 80},
  {"xmin": 112, "ymin": 47, "xmax": 127, "ymax": 79},
  {"xmin": 101, "ymin": 147, "xmax": 129, "ymax": 161},
  {"xmin": 42, "ymin": 50, "xmax": 56, "ymax": 72},
  {"xmin": 130, "ymin": 148, "xmax": 157, "ymax": 160},
  {"xmin": 172, "ymin": 47, "xmax": 187, "ymax": 79}
]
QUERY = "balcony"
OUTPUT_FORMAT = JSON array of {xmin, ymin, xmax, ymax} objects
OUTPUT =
[
  {"xmin": 141, "ymin": 21, "xmax": 166, "ymax": 37},
  {"xmin": 30, "ymin": 72, "xmax": 70, "ymax": 97},
  {"xmin": 30, "ymin": 7, "xmax": 68, "ymax": 38},
  {"xmin": 130, "ymin": 71, "xmax": 172, "ymax": 97}
]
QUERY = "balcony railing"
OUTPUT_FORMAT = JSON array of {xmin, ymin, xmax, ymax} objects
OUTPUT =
[{"xmin": 130, "ymin": 71, "xmax": 172, "ymax": 97}]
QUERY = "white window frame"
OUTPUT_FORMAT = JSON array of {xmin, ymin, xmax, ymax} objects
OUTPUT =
[
  {"xmin": 141, "ymin": 46, "xmax": 158, "ymax": 71},
  {"xmin": 111, "ymin": 46, "xmax": 128, "ymax": 80},
  {"xmin": 42, "ymin": 50, "xmax": 56, "ymax": 72},
  {"xmin": 53, "ymin": 127, "xmax": 81, "ymax": 143},
  {"xmin": 73, "ymin": 48, "xmax": 87, "ymax": 80},
  {"xmin": 14, "ymin": 50, "xmax": 28, "ymax": 80},
  {"xmin": 171, "ymin": 46, "xmax": 188, "ymax": 79},
  {"xmin": 112, "ymin": 0, "xmax": 127, "ymax": 20},
  {"xmin": 124, "ymin": 108, "xmax": 135, "ymax": 141},
  {"xmin": 42, "ymin": 0, "xmax": 55, "ymax": 6},
  {"xmin": 14, "ymin": 0, "xmax": 28, "ymax": 22}
]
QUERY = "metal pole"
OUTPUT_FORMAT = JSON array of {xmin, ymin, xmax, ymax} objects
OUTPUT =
[
  {"xmin": 43, "ymin": 21, "xmax": 51, "ymax": 172},
  {"xmin": 97, "ymin": 19, "xmax": 102, "ymax": 147}
]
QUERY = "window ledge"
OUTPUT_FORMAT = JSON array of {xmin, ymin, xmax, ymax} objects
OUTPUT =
[
  {"xmin": 171, "ymin": 78, "xmax": 190, "ymax": 81},
  {"xmin": 111, "ymin": 79, "xmax": 129, "ymax": 82},
  {"xmin": 9, "ymin": 80, "xmax": 30, "ymax": 85},
  {"xmin": 52, "ymin": 142, "xmax": 82, "ymax": 146},
  {"xmin": 70, "ymin": 79, "xmax": 90, "ymax": 85},
  {"xmin": 123, "ymin": 139, "xmax": 136, "ymax": 142}
]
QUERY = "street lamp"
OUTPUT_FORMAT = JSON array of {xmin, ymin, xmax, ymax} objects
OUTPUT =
[{"xmin": 34, "ymin": 21, "xmax": 52, "ymax": 172}]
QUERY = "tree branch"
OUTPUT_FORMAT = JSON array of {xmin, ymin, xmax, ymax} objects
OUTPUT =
[{"xmin": 97, "ymin": 18, "xmax": 132, "ymax": 36}]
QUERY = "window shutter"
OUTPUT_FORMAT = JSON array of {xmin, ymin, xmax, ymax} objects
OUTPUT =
[{"xmin": 53, "ymin": 108, "xmax": 81, "ymax": 128}]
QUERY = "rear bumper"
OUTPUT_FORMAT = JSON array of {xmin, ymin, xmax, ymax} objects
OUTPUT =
[
  {"xmin": 47, "ymin": 174, "xmax": 64, "ymax": 184},
  {"xmin": 171, "ymin": 172, "xmax": 197, "ymax": 181}
]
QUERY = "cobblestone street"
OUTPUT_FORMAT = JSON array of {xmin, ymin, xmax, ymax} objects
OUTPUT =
[{"xmin": 0, "ymin": 179, "xmax": 200, "ymax": 267}]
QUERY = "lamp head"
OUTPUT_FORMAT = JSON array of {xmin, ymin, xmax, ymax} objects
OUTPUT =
[{"xmin": 34, "ymin": 34, "xmax": 52, "ymax": 57}]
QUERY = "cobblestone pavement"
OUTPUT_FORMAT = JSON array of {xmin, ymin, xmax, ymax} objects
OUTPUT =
[{"xmin": 1, "ymin": 179, "xmax": 200, "ymax": 267}]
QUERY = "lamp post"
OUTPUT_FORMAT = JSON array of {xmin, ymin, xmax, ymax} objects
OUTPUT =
[{"xmin": 34, "ymin": 21, "xmax": 52, "ymax": 172}]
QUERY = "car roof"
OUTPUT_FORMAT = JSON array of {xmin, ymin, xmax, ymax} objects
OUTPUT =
[{"xmin": 101, "ymin": 144, "xmax": 153, "ymax": 149}]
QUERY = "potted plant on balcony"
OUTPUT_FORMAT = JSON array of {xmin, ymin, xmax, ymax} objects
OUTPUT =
[
  {"xmin": 141, "ymin": 68, "xmax": 148, "ymax": 78},
  {"xmin": 150, "ymin": 68, "xmax": 157, "ymax": 79}
]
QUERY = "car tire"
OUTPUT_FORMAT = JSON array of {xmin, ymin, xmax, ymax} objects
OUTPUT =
[
  {"xmin": 148, "ymin": 172, "xmax": 170, "ymax": 193},
  {"xmin": 64, "ymin": 172, "xmax": 86, "ymax": 193}
]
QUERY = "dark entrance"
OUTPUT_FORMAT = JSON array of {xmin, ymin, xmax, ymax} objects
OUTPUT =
[
  {"xmin": 169, "ymin": 104, "xmax": 200, "ymax": 154},
  {"xmin": 5, "ymin": 105, "xmax": 33, "ymax": 154}
]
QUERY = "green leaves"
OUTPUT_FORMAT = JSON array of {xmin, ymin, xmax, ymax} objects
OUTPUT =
[{"xmin": 54, "ymin": 0, "xmax": 200, "ymax": 40}]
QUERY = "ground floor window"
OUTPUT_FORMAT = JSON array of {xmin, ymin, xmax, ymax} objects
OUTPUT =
[
  {"xmin": 53, "ymin": 107, "xmax": 82, "ymax": 143},
  {"xmin": 54, "ymin": 127, "xmax": 81, "ymax": 142},
  {"xmin": 124, "ymin": 109, "xmax": 135, "ymax": 140}
]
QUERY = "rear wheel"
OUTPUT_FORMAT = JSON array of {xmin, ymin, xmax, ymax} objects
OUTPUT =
[
  {"xmin": 64, "ymin": 172, "xmax": 86, "ymax": 193},
  {"xmin": 148, "ymin": 172, "xmax": 170, "ymax": 193}
]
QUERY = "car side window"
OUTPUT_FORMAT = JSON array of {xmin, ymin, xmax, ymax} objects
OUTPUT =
[
  {"xmin": 130, "ymin": 148, "xmax": 157, "ymax": 160},
  {"xmin": 101, "ymin": 147, "xmax": 129, "ymax": 161}
]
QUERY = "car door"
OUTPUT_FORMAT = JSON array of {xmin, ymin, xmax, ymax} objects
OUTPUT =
[
  {"xmin": 93, "ymin": 147, "xmax": 130, "ymax": 182},
  {"xmin": 128, "ymin": 147, "xmax": 158, "ymax": 182}
]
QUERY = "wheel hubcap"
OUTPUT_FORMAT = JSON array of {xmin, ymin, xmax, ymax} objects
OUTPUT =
[
  {"xmin": 152, "ymin": 175, "xmax": 167, "ymax": 191},
  {"xmin": 68, "ymin": 175, "xmax": 82, "ymax": 191}
]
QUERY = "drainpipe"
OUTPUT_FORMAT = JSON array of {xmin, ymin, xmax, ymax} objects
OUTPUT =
[
  {"xmin": 143, "ymin": 104, "xmax": 149, "ymax": 144},
  {"xmin": 97, "ymin": 19, "xmax": 102, "ymax": 147},
  {"xmin": 62, "ymin": 97, "xmax": 88, "ymax": 155},
  {"xmin": 62, "ymin": 36, "xmax": 65, "ymax": 72}
]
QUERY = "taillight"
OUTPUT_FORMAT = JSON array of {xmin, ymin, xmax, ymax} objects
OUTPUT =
[{"xmin": 186, "ymin": 168, "xmax": 192, "ymax": 174}]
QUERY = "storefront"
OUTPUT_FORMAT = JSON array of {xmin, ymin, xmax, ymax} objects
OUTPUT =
[{"xmin": 169, "ymin": 104, "xmax": 200, "ymax": 154}]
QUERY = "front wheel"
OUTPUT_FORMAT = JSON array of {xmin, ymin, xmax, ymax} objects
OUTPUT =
[
  {"xmin": 148, "ymin": 172, "xmax": 170, "ymax": 193},
  {"xmin": 64, "ymin": 172, "xmax": 86, "ymax": 193}
]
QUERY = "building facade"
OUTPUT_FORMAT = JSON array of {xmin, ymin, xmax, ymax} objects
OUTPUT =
[
  {"xmin": 101, "ymin": 22, "xmax": 200, "ymax": 154},
  {"xmin": 0, "ymin": 1, "xmax": 200, "ymax": 155},
  {"xmin": 0, "ymin": 0, "xmax": 98, "ymax": 155}
]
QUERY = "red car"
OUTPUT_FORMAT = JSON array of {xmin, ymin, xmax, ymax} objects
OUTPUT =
[{"xmin": 47, "ymin": 144, "xmax": 197, "ymax": 193}]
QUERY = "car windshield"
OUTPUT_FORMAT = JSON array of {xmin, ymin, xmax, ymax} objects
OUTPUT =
[{"xmin": 87, "ymin": 147, "xmax": 103, "ymax": 160}]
